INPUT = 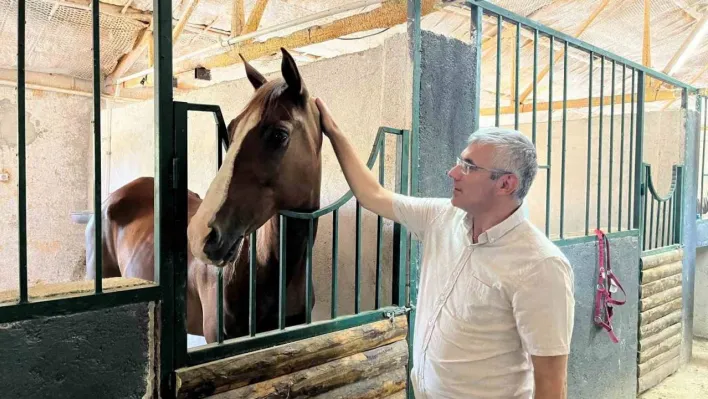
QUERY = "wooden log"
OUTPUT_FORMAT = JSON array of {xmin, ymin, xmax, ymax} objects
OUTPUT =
[
  {"xmin": 176, "ymin": 316, "xmax": 408, "ymax": 398},
  {"xmin": 310, "ymin": 367, "xmax": 407, "ymax": 398},
  {"xmin": 641, "ymin": 248, "xmax": 683, "ymax": 270},
  {"xmin": 640, "ymin": 274, "xmax": 682, "ymax": 298},
  {"xmin": 638, "ymin": 345, "xmax": 681, "ymax": 377},
  {"xmin": 637, "ymin": 354, "xmax": 681, "ymax": 393},
  {"xmin": 640, "ymin": 310, "xmax": 682, "ymax": 337},
  {"xmin": 638, "ymin": 332, "xmax": 681, "ymax": 363},
  {"xmin": 639, "ymin": 322, "xmax": 682, "ymax": 351},
  {"xmin": 640, "ymin": 286, "xmax": 682, "ymax": 311},
  {"xmin": 640, "ymin": 298, "xmax": 682, "ymax": 326},
  {"xmin": 211, "ymin": 340, "xmax": 409, "ymax": 399},
  {"xmin": 641, "ymin": 261, "xmax": 682, "ymax": 284}
]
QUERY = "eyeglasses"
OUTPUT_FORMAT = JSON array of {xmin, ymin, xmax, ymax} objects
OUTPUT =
[{"xmin": 456, "ymin": 157, "xmax": 510, "ymax": 176}]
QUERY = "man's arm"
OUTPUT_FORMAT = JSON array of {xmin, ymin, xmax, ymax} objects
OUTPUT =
[
  {"xmin": 315, "ymin": 98, "xmax": 398, "ymax": 222},
  {"xmin": 531, "ymin": 355, "xmax": 568, "ymax": 399}
]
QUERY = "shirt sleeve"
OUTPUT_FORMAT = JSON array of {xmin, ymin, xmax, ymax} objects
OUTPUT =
[
  {"xmin": 391, "ymin": 193, "xmax": 450, "ymax": 241},
  {"xmin": 511, "ymin": 256, "xmax": 575, "ymax": 357}
]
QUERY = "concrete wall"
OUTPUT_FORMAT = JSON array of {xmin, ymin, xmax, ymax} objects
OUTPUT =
[
  {"xmin": 103, "ymin": 32, "xmax": 411, "ymax": 325},
  {"xmin": 695, "ymin": 245, "xmax": 708, "ymax": 338},
  {"xmin": 0, "ymin": 88, "xmax": 92, "ymax": 292},
  {"xmin": 561, "ymin": 234, "xmax": 640, "ymax": 399},
  {"xmin": 0, "ymin": 301, "xmax": 154, "ymax": 398}
]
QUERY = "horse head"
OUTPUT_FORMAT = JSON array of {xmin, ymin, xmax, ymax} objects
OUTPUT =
[{"xmin": 188, "ymin": 48, "xmax": 322, "ymax": 267}]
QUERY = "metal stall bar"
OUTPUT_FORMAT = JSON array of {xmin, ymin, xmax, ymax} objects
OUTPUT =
[
  {"xmin": 701, "ymin": 97, "xmax": 707, "ymax": 218},
  {"xmin": 585, "ymin": 53, "xmax": 593, "ymax": 236},
  {"xmin": 91, "ymin": 0, "xmax": 102, "ymax": 293},
  {"xmin": 597, "ymin": 56, "xmax": 604, "ymax": 230},
  {"xmin": 608, "ymin": 60, "xmax": 615, "ymax": 233},
  {"xmin": 545, "ymin": 35, "xmax": 553, "ymax": 237},
  {"xmin": 560, "ymin": 41, "xmax": 568, "ymax": 238},
  {"xmin": 619, "ymin": 64, "xmax": 626, "ymax": 231},
  {"xmin": 633, "ymin": 71, "xmax": 646, "ymax": 231},
  {"xmin": 18, "ymin": 0, "xmax": 27, "ymax": 303}
]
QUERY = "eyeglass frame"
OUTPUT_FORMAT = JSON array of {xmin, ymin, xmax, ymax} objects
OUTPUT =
[{"xmin": 455, "ymin": 157, "xmax": 511, "ymax": 177}]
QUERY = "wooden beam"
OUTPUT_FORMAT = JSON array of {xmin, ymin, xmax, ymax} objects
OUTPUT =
[
  {"xmin": 175, "ymin": 316, "xmax": 408, "ymax": 398},
  {"xmin": 175, "ymin": 0, "xmax": 437, "ymax": 76},
  {"xmin": 231, "ymin": 0, "xmax": 245, "ymax": 36},
  {"xmin": 516, "ymin": 0, "xmax": 610, "ymax": 104},
  {"xmin": 243, "ymin": 0, "xmax": 269, "ymax": 34},
  {"xmin": 173, "ymin": 0, "xmax": 200, "ymax": 42},
  {"xmin": 481, "ymin": 90, "xmax": 681, "ymax": 116}
]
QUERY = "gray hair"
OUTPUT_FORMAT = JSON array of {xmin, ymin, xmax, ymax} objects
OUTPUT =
[{"xmin": 467, "ymin": 127, "xmax": 538, "ymax": 202}]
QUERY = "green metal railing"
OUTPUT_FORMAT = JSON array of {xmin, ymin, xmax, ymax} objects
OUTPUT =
[
  {"xmin": 0, "ymin": 0, "xmax": 164, "ymax": 326},
  {"xmin": 170, "ymin": 113, "xmax": 411, "ymax": 368},
  {"xmin": 467, "ymin": 0, "xmax": 695, "ymax": 242},
  {"xmin": 699, "ymin": 96, "xmax": 708, "ymax": 219},
  {"xmin": 641, "ymin": 163, "xmax": 683, "ymax": 252}
]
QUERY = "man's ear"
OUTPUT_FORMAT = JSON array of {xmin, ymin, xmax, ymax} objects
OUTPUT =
[{"xmin": 498, "ymin": 174, "xmax": 519, "ymax": 196}]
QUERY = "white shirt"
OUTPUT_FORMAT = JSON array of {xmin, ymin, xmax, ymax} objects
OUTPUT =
[{"xmin": 392, "ymin": 194, "xmax": 575, "ymax": 399}]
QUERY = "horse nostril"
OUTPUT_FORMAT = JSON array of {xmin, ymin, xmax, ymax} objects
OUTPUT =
[{"xmin": 204, "ymin": 227, "xmax": 222, "ymax": 257}]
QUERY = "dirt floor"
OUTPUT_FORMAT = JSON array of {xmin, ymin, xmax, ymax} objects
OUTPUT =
[{"xmin": 639, "ymin": 338, "xmax": 708, "ymax": 398}]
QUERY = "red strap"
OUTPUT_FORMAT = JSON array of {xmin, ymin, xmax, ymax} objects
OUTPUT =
[{"xmin": 594, "ymin": 229, "xmax": 626, "ymax": 343}]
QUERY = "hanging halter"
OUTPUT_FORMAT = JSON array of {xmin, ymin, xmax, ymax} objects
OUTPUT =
[{"xmin": 594, "ymin": 228, "xmax": 626, "ymax": 343}]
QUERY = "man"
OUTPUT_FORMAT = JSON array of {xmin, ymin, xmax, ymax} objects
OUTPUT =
[{"xmin": 314, "ymin": 97, "xmax": 575, "ymax": 399}]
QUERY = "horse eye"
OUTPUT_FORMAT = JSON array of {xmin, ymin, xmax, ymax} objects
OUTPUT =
[{"xmin": 269, "ymin": 129, "xmax": 289, "ymax": 145}]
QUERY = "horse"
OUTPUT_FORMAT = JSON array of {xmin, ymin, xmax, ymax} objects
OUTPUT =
[{"xmin": 85, "ymin": 48, "xmax": 322, "ymax": 342}]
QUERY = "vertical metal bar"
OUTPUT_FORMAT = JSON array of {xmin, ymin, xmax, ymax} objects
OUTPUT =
[
  {"xmin": 355, "ymin": 201, "xmax": 362, "ymax": 314},
  {"xmin": 17, "ymin": 0, "xmax": 27, "ymax": 303},
  {"xmin": 668, "ymin": 198, "xmax": 674, "ymax": 245},
  {"xmin": 155, "ymin": 0, "xmax": 175, "ymax": 392},
  {"xmin": 331, "ymin": 210, "xmax": 339, "ymax": 319},
  {"xmin": 597, "ymin": 56, "xmax": 604, "ymax": 230},
  {"xmin": 471, "ymin": 4, "xmax": 482, "ymax": 132},
  {"xmin": 608, "ymin": 60, "xmax": 615, "ymax": 233},
  {"xmin": 629, "ymin": 69, "xmax": 636, "ymax": 229},
  {"xmin": 674, "ymin": 166, "xmax": 684, "ymax": 245},
  {"xmin": 306, "ymin": 218, "xmax": 313, "ymax": 324},
  {"xmin": 661, "ymin": 200, "xmax": 667, "ymax": 247},
  {"xmin": 532, "ymin": 29, "xmax": 538, "ymax": 145},
  {"xmin": 514, "ymin": 21, "xmax": 520, "ymax": 130},
  {"xmin": 560, "ymin": 40, "xmax": 568, "ymax": 239},
  {"xmin": 545, "ymin": 35, "xmax": 553, "ymax": 237},
  {"xmin": 91, "ymin": 0, "xmax": 102, "ymax": 294},
  {"xmin": 698, "ymin": 97, "xmax": 708, "ymax": 218},
  {"xmin": 171, "ymin": 103, "xmax": 189, "ymax": 368},
  {"xmin": 249, "ymin": 231, "xmax": 257, "ymax": 336},
  {"xmin": 217, "ymin": 267, "xmax": 224, "ymax": 343},
  {"xmin": 642, "ymin": 167, "xmax": 648, "ymax": 250},
  {"xmin": 495, "ymin": 14, "xmax": 502, "ymax": 127},
  {"xmin": 585, "ymin": 52, "xmax": 593, "ymax": 236},
  {"xmin": 649, "ymin": 197, "xmax": 655, "ymax": 250},
  {"xmin": 619, "ymin": 64, "xmax": 626, "ymax": 231},
  {"xmin": 633, "ymin": 72, "xmax": 645, "ymax": 231},
  {"xmin": 279, "ymin": 215, "xmax": 287, "ymax": 329},
  {"xmin": 394, "ymin": 130, "xmax": 410, "ymax": 307},
  {"xmin": 376, "ymin": 139, "xmax": 385, "ymax": 309}
]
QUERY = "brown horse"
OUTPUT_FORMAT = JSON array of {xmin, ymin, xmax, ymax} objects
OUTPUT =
[{"xmin": 85, "ymin": 48, "xmax": 322, "ymax": 342}]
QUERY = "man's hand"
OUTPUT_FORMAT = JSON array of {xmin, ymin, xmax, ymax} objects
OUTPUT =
[
  {"xmin": 531, "ymin": 355, "xmax": 568, "ymax": 399},
  {"xmin": 314, "ymin": 97, "xmax": 341, "ymax": 138}
]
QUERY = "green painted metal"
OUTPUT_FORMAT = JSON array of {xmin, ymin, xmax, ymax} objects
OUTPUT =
[
  {"xmin": 532, "ymin": 28, "xmax": 538, "ymax": 144},
  {"xmin": 217, "ymin": 267, "xmax": 224, "ymax": 342},
  {"xmin": 0, "ymin": 285, "xmax": 161, "ymax": 324},
  {"xmin": 641, "ymin": 163, "xmax": 683, "ymax": 252},
  {"xmin": 249, "ymin": 232, "xmax": 257, "ymax": 336},
  {"xmin": 514, "ymin": 21, "xmax": 520, "ymax": 130},
  {"xmin": 560, "ymin": 41, "xmax": 567, "ymax": 239},
  {"xmin": 553, "ymin": 229, "xmax": 639, "ymax": 248},
  {"xmin": 585, "ymin": 52, "xmax": 593, "ymax": 236},
  {"xmin": 629, "ymin": 69, "xmax": 636, "ymax": 229},
  {"xmin": 701, "ymin": 96, "xmax": 707, "ymax": 219},
  {"xmin": 597, "ymin": 56, "xmax": 604, "ymax": 230},
  {"xmin": 331, "ymin": 210, "xmax": 339, "ymax": 319},
  {"xmin": 633, "ymin": 71, "xmax": 646, "ymax": 231},
  {"xmin": 18, "ymin": 0, "xmax": 27, "ymax": 304},
  {"xmin": 306, "ymin": 218, "xmax": 314, "ymax": 324},
  {"xmin": 92, "ymin": 0, "xmax": 102, "ymax": 294},
  {"xmin": 355, "ymin": 201, "xmax": 362, "ymax": 314},
  {"xmin": 376, "ymin": 139, "xmax": 385, "ymax": 309},
  {"xmin": 495, "ymin": 14, "xmax": 501, "ymax": 127},
  {"xmin": 468, "ymin": 0, "xmax": 699, "ymax": 92},
  {"xmin": 609, "ymin": 60, "xmax": 615, "ymax": 233},
  {"xmin": 545, "ymin": 35, "xmax": 553, "ymax": 237},
  {"xmin": 641, "ymin": 244, "xmax": 681, "ymax": 258},
  {"xmin": 619, "ymin": 64, "xmax": 626, "ymax": 232},
  {"xmin": 279, "ymin": 215, "xmax": 287, "ymax": 330}
]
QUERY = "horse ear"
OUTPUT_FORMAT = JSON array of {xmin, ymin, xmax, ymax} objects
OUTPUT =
[
  {"xmin": 239, "ymin": 53, "xmax": 267, "ymax": 90},
  {"xmin": 280, "ymin": 47, "xmax": 305, "ymax": 97}
]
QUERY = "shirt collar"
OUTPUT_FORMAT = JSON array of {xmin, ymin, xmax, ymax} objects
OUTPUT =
[{"xmin": 462, "ymin": 204, "xmax": 526, "ymax": 245}]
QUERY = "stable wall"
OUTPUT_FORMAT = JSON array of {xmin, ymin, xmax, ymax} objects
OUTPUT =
[
  {"xmin": 0, "ymin": 280, "xmax": 155, "ymax": 398},
  {"xmin": 103, "ymin": 32, "xmax": 412, "ymax": 325},
  {"xmin": 0, "ymin": 88, "xmax": 92, "ymax": 292}
]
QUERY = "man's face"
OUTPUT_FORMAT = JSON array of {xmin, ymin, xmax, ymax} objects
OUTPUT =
[{"xmin": 447, "ymin": 143, "xmax": 517, "ymax": 213}]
